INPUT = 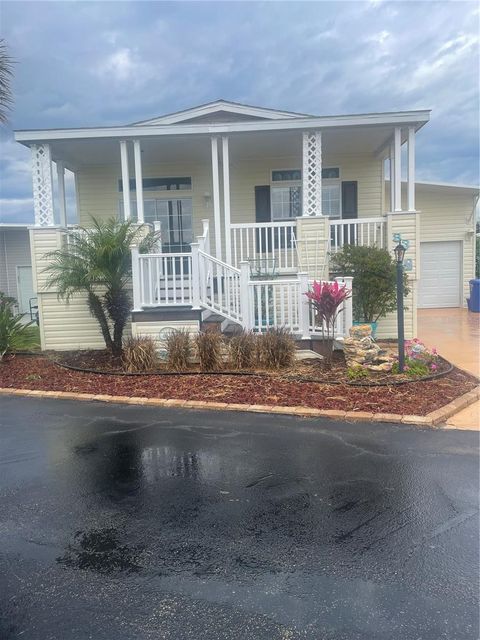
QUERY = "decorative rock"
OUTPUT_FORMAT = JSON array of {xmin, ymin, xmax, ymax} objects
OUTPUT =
[{"xmin": 343, "ymin": 325, "xmax": 395, "ymax": 372}]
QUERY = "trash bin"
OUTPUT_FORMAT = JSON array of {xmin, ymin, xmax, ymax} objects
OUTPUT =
[{"xmin": 467, "ymin": 279, "xmax": 480, "ymax": 313}]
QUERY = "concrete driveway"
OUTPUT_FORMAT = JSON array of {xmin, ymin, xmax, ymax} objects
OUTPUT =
[
  {"xmin": 418, "ymin": 308, "xmax": 479, "ymax": 429},
  {"xmin": 0, "ymin": 397, "xmax": 478, "ymax": 639}
]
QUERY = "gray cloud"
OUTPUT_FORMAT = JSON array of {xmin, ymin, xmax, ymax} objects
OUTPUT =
[{"xmin": 0, "ymin": 0, "xmax": 478, "ymax": 222}]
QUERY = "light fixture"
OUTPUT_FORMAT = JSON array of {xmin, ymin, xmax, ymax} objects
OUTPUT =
[{"xmin": 394, "ymin": 242, "xmax": 406, "ymax": 264}]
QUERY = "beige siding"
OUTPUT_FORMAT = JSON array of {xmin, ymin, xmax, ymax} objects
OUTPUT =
[
  {"xmin": 0, "ymin": 229, "xmax": 31, "ymax": 300},
  {"xmin": 417, "ymin": 186, "xmax": 476, "ymax": 305}
]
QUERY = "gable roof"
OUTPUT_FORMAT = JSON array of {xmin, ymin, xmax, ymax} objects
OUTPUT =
[{"xmin": 130, "ymin": 99, "xmax": 311, "ymax": 126}]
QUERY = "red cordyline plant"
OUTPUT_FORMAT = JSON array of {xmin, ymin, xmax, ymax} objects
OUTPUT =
[{"xmin": 305, "ymin": 280, "xmax": 351, "ymax": 364}]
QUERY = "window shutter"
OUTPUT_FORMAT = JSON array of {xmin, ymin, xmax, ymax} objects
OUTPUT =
[
  {"xmin": 341, "ymin": 181, "xmax": 358, "ymax": 219},
  {"xmin": 255, "ymin": 186, "xmax": 271, "ymax": 222},
  {"xmin": 254, "ymin": 186, "xmax": 271, "ymax": 253}
]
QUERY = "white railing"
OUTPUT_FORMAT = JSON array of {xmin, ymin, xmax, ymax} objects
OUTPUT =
[
  {"xmin": 132, "ymin": 250, "xmax": 193, "ymax": 308},
  {"xmin": 248, "ymin": 277, "xmax": 303, "ymax": 333},
  {"xmin": 196, "ymin": 249, "xmax": 243, "ymax": 323},
  {"xmin": 330, "ymin": 217, "xmax": 386, "ymax": 252},
  {"xmin": 230, "ymin": 221, "xmax": 298, "ymax": 272}
]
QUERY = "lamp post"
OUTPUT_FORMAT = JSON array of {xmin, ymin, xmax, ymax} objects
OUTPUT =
[{"xmin": 394, "ymin": 242, "xmax": 406, "ymax": 373}]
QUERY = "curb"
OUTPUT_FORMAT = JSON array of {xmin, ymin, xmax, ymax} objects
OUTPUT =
[{"xmin": 0, "ymin": 386, "xmax": 478, "ymax": 427}]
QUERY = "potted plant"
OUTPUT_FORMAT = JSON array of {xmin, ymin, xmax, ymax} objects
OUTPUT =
[
  {"xmin": 330, "ymin": 245, "xmax": 409, "ymax": 336},
  {"xmin": 305, "ymin": 280, "xmax": 351, "ymax": 365}
]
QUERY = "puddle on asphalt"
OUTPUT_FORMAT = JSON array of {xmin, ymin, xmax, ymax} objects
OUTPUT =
[{"xmin": 56, "ymin": 527, "xmax": 142, "ymax": 574}]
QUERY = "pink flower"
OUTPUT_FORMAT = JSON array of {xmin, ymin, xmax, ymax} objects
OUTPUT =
[
  {"xmin": 431, "ymin": 363, "xmax": 437, "ymax": 371},
  {"xmin": 432, "ymin": 347, "xmax": 437, "ymax": 355}
]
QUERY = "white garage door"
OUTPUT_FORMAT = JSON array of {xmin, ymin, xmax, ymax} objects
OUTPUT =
[{"xmin": 419, "ymin": 241, "xmax": 462, "ymax": 308}]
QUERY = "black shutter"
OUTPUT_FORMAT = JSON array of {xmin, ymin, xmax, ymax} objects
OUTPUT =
[
  {"xmin": 255, "ymin": 186, "xmax": 271, "ymax": 222},
  {"xmin": 255, "ymin": 186, "xmax": 271, "ymax": 253},
  {"xmin": 341, "ymin": 181, "xmax": 358, "ymax": 219}
]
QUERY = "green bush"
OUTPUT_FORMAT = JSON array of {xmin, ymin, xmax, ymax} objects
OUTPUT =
[
  {"xmin": 347, "ymin": 366, "xmax": 369, "ymax": 381},
  {"xmin": 392, "ymin": 359, "xmax": 430, "ymax": 377},
  {"xmin": 330, "ymin": 244, "xmax": 410, "ymax": 323},
  {"xmin": 0, "ymin": 293, "xmax": 38, "ymax": 360}
]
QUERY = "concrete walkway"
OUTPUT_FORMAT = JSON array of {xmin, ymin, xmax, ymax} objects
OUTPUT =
[{"xmin": 418, "ymin": 308, "xmax": 479, "ymax": 429}]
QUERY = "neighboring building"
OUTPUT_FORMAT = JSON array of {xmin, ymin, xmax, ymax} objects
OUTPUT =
[
  {"xmin": 13, "ymin": 100, "xmax": 479, "ymax": 351},
  {"xmin": 0, "ymin": 224, "xmax": 35, "ymax": 314}
]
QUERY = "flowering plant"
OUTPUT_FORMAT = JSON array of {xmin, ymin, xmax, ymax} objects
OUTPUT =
[
  {"xmin": 392, "ymin": 339, "xmax": 439, "ymax": 376},
  {"xmin": 305, "ymin": 280, "xmax": 351, "ymax": 364}
]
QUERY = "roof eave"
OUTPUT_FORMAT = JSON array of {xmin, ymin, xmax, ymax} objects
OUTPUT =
[{"xmin": 14, "ymin": 110, "xmax": 431, "ymax": 145}]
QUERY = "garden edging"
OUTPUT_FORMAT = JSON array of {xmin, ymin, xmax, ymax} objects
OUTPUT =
[{"xmin": 0, "ymin": 385, "xmax": 478, "ymax": 427}]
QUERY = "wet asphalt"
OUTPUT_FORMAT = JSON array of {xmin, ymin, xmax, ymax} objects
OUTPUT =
[{"xmin": 0, "ymin": 397, "xmax": 478, "ymax": 640}]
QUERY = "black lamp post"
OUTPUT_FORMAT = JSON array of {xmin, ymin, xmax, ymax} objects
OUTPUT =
[{"xmin": 394, "ymin": 242, "xmax": 406, "ymax": 373}]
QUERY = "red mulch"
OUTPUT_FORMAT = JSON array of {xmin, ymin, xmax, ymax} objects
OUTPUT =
[{"xmin": 0, "ymin": 355, "xmax": 478, "ymax": 416}]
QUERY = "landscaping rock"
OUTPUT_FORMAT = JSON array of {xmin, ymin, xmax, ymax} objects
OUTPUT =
[{"xmin": 343, "ymin": 325, "xmax": 395, "ymax": 371}]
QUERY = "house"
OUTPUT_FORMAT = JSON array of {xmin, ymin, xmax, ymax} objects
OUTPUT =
[
  {"xmin": 0, "ymin": 224, "xmax": 35, "ymax": 315},
  {"xmin": 13, "ymin": 100, "xmax": 479, "ymax": 351}
]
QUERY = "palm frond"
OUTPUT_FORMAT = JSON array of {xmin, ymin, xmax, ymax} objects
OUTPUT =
[{"xmin": 0, "ymin": 40, "xmax": 14, "ymax": 125}]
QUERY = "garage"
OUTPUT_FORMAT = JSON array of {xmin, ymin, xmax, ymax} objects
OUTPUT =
[{"xmin": 419, "ymin": 241, "xmax": 462, "ymax": 308}]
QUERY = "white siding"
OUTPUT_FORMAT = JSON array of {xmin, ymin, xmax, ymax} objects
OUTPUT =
[{"xmin": 0, "ymin": 229, "xmax": 32, "ymax": 301}]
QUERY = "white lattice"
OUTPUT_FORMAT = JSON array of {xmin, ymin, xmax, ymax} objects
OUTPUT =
[
  {"xmin": 31, "ymin": 144, "xmax": 54, "ymax": 226},
  {"xmin": 302, "ymin": 131, "xmax": 322, "ymax": 216}
]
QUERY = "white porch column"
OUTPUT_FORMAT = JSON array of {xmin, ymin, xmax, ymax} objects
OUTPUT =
[
  {"xmin": 389, "ymin": 142, "xmax": 395, "ymax": 212},
  {"xmin": 211, "ymin": 136, "xmax": 222, "ymax": 260},
  {"xmin": 31, "ymin": 143, "xmax": 54, "ymax": 227},
  {"xmin": 407, "ymin": 126, "xmax": 415, "ymax": 212},
  {"xmin": 394, "ymin": 127, "xmax": 402, "ymax": 212},
  {"xmin": 119, "ymin": 140, "xmax": 131, "ymax": 221},
  {"xmin": 133, "ymin": 139, "xmax": 144, "ymax": 223},
  {"xmin": 302, "ymin": 131, "xmax": 322, "ymax": 216},
  {"xmin": 222, "ymin": 136, "xmax": 232, "ymax": 264},
  {"xmin": 56, "ymin": 161, "xmax": 67, "ymax": 228}
]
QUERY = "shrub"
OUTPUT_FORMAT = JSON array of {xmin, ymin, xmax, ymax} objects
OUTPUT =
[
  {"xmin": 229, "ymin": 330, "xmax": 257, "ymax": 370},
  {"xmin": 305, "ymin": 280, "xmax": 351, "ymax": 365},
  {"xmin": 195, "ymin": 329, "xmax": 224, "ymax": 372},
  {"xmin": 330, "ymin": 244, "xmax": 409, "ymax": 323},
  {"xmin": 347, "ymin": 366, "xmax": 369, "ymax": 381},
  {"xmin": 256, "ymin": 327, "xmax": 296, "ymax": 370},
  {"xmin": 165, "ymin": 328, "xmax": 192, "ymax": 371},
  {"xmin": 122, "ymin": 336, "xmax": 158, "ymax": 373},
  {"xmin": 0, "ymin": 294, "xmax": 38, "ymax": 360}
]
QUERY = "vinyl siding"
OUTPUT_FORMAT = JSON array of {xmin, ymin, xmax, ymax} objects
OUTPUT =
[{"xmin": 0, "ymin": 229, "xmax": 31, "ymax": 300}]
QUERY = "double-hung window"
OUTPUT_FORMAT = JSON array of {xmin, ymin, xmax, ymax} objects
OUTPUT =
[{"xmin": 270, "ymin": 168, "xmax": 341, "ymax": 218}]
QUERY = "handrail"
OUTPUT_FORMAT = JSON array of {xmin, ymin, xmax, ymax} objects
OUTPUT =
[
  {"xmin": 198, "ymin": 249, "xmax": 240, "ymax": 273},
  {"xmin": 330, "ymin": 216, "xmax": 384, "ymax": 225},
  {"xmin": 231, "ymin": 220, "xmax": 297, "ymax": 229}
]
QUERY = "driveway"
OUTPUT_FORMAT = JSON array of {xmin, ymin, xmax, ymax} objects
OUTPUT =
[
  {"xmin": 418, "ymin": 308, "xmax": 479, "ymax": 429},
  {"xmin": 0, "ymin": 397, "xmax": 478, "ymax": 639}
]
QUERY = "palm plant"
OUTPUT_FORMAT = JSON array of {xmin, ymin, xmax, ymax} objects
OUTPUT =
[
  {"xmin": 0, "ymin": 39, "xmax": 14, "ymax": 124},
  {"xmin": 0, "ymin": 293, "xmax": 38, "ymax": 359},
  {"xmin": 44, "ymin": 217, "xmax": 159, "ymax": 356}
]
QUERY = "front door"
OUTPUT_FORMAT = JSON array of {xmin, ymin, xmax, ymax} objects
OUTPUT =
[
  {"xmin": 155, "ymin": 198, "xmax": 193, "ymax": 253},
  {"xmin": 16, "ymin": 265, "xmax": 34, "ymax": 314}
]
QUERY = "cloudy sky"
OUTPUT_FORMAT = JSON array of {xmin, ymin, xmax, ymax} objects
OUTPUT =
[{"xmin": 0, "ymin": 0, "xmax": 478, "ymax": 223}]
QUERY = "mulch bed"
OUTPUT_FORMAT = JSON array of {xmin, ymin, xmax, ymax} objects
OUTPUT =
[{"xmin": 1, "ymin": 354, "xmax": 478, "ymax": 416}]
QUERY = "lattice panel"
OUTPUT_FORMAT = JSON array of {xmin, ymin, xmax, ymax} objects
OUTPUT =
[
  {"xmin": 31, "ymin": 144, "xmax": 54, "ymax": 226},
  {"xmin": 302, "ymin": 131, "xmax": 322, "ymax": 216}
]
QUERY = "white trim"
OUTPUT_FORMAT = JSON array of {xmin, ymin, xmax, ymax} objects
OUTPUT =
[
  {"xmin": 210, "ymin": 136, "xmax": 222, "ymax": 260},
  {"xmin": 120, "ymin": 140, "xmax": 131, "ymax": 221},
  {"xmin": 407, "ymin": 126, "xmax": 415, "ymax": 211},
  {"xmin": 15, "ymin": 264, "xmax": 33, "ymax": 314},
  {"xmin": 15, "ymin": 110, "xmax": 431, "ymax": 144},
  {"xmin": 56, "ymin": 161, "xmax": 67, "ymax": 227},
  {"xmin": 133, "ymin": 140, "xmax": 144, "ymax": 223},
  {"xmin": 222, "ymin": 136, "xmax": 232, "ymax": 265},
  {"xmin": 132, "ymin": 100, "xmax": 306, "ymax": 126},
  {"xmin": 394, "ymin": 127, "xmax": 402, "ymax": 212}
]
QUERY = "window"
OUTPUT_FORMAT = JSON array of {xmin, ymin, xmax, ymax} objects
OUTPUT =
[
  {"xmin": 322, "ymin": 168, "xmax": 339, "ymax": 179},
  {"xmin": 271, "ymin": 186, "xmax": 302, "ymax": 220},
  {"xmin": 272, "ymin": 169, "xmax": 301, "ymax": 182},
  {"xmin": 119, "ymin": 177, "xmax": 192, "ymax": 192},
  {"xmin": 322, "ymin": 184, "xmax": 341, "ymax": 218}
]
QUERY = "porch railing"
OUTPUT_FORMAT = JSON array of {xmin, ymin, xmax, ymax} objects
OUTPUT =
[
  {"xmin": 131, "ymin": 221, "xmax": 353, "ymax": 339},
  {"xmin": 330, "ymin": 217, "xmax": 386, "ymax": 252},
  {"xmin": 230, "ymin": 221, "xmax": 298, "ymax": 271}
]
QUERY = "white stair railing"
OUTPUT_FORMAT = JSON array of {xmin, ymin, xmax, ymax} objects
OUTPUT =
[{"xmin": 194, "ymin": 250, "xmax": 243, "ymax": 324}]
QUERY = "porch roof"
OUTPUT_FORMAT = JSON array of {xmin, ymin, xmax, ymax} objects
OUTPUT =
[{"xmin": 15, "ymin": 111, "xmax": 431, "ymax": 171}]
